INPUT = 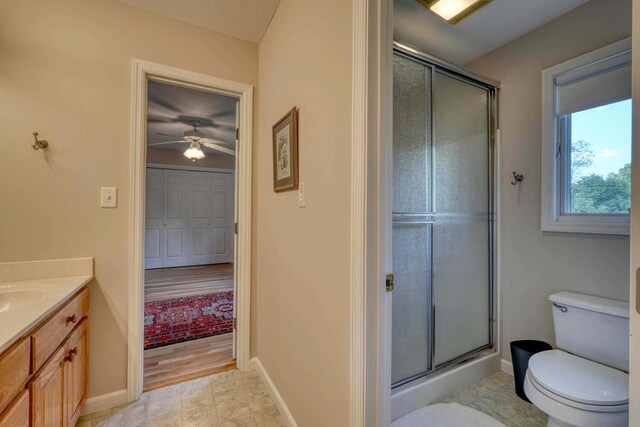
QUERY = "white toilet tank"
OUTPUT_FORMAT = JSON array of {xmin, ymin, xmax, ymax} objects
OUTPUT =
[{"xmin": 549, "ymin": 292, "xmax": 629, "ymax": 372}]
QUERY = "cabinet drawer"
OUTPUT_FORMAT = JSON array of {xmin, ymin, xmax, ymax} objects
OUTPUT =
[
  {"xmin": 0, "ymin": 338, "xmax": 30, "ymax": 414},
  {"xmin": 31, "ymin": 288, "xmax": 89, "ymax": 372},
  {"xmin": 0, "ymin": 389, "xmax": 28, "ymax": 427}
]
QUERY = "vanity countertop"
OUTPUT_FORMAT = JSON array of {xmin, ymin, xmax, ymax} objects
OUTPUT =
[{"xmin": 0, "ymin": 258, "xmax": 93, "ymax": 354}]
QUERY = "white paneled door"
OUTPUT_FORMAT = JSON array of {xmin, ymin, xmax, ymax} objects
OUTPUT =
[
  {"xmin": 144, "ymin": 169, "xmax": 164, "ymax": 269},
  {"xmin": 162, "ymin": 170, "xmax": 189, "ymax": 267},
  {"xmin": 144, "ymin": 168, "xmax": 234, "ymax": 269},
  {"xmin": 188, "ymin": 172, "xmax": 213, "ymax": 265},
  {"xmin": 211, "ymin": 173, "xmax": 235, "ymax": 264}
]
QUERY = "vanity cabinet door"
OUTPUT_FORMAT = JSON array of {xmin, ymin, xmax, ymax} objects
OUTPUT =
[
  {"xmin": 30, "ymin": 347, "xmax": 65, "ymax": 427},
  {"xmin": 64, "ymin": 320, "xmax": 88, "ymax": 427},
  {"xmin": 0, "ymin": 389, "xmax": 29, "ymax": 427}
]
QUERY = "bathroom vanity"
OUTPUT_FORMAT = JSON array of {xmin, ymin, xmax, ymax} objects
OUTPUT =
[{"xmin": 0, "ymin": 259, "xmax": 93, "ymax": 426}]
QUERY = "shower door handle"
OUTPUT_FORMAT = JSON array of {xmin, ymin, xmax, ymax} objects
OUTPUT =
[{"xmin": 386, "ymin": 273, "xmax": 394, "ymax": 292}]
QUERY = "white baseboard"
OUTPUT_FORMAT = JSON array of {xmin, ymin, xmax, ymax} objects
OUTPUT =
[
  {"xmin": 251, "ymin": 358, "xmax": 298, "ymax": 427},
  {"xmin": 81, "ymin": 389, "xmax": 128, "ymax": 416},
  {"xmin": 501, "ymin": 359, "xmax": 514, "ymax": 376}
]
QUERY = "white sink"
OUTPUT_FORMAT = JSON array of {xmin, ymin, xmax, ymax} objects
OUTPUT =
[{"xmin": 0, "ymin": 289, "xmax": 46, "ymax": 313}]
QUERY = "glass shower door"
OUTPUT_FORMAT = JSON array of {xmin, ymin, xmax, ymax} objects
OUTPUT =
[
  {"xmin": 391, "ymin": 54, "xmax": 434, "ymax": 385},
  {"xmin": 391, "ymin": 50, "xmax": 494, "ymax": 387},
  {"xmin": 432, "ymin": 71, "xmax": 491, "ymax": 367}
]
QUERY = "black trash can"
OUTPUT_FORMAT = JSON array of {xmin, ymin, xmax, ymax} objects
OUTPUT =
[{"xmin": 510, "ymin": 340, "xmax": 552, "ymax": 403}]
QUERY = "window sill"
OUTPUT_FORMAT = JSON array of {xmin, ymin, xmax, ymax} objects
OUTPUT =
[{"xmin": 541, "ymin": 217, "xmax": 629, "ymax": 236}]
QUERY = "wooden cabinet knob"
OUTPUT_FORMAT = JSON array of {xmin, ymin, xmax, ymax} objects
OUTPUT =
[
  {"xmin": 66, "ymin": 314, "xmax": 78, "ymax": 325},
  {"xmin": 65, "ymin": 346, "xmax": 79, "ymax": 363}
]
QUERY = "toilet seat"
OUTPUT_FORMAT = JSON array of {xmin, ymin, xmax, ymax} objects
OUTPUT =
[
  {"xmin": 524, "ymin": 371, "xmax": 629, "ymax": 427},
  {"xmin": 527, "ymin": 350, "xmax": 628, "ymax": 409},
  {"xmin": 523, "ymin": 350, "xmax": 628, "ymax": 427}
]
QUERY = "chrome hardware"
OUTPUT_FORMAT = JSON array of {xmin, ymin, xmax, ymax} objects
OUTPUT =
[
  {"xmin": 392, "ymin": 212, "xmax": 435, "ymax": 225},
  {"xmin": 386, "ymin": 273, "xmax": 395, "ymax": 292},
  {"xmin": 511, "ymin": 171, "xmax": 524, "ymax": 185},
  {"xmin": 31, "ymin": 131, "xmax": 49, "ymax": 150},
  {"xmin": 552, "ymin": 302, "xmax": 568, "ymax": 313}
]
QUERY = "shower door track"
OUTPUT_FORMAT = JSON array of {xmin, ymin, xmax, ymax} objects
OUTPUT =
[{"xmin": 392, "ymin": 41, "xmax": 499, "ymax": 390}]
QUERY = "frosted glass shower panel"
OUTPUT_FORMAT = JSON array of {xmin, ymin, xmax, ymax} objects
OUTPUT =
[
  {"xmin": 391, "ymin": 54, "xmax": 433, "ymax": 385},
  {"xmin": 433, "ymin": 71, "xmax": 491, "ymax": 366}
]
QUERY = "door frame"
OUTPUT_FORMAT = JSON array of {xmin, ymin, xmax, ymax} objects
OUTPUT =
[{"xmin": 127, "ymin": 59, "xmax": 253, "ymax": 402}]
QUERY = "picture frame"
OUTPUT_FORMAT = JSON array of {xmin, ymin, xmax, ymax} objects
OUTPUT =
[{"xmin": 272, "ymin": 107, "xmax": 299, "ymax": 192}]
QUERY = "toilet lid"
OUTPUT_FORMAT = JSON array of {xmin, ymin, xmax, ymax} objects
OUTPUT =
[{"xmin": 528, "ymin": 350, "xmax": 628, "ymax": 406}]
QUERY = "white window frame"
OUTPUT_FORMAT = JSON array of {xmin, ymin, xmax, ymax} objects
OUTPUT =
[{"xmin": 541, "ymin": 37, "xmax": 631, "ymax": 235}]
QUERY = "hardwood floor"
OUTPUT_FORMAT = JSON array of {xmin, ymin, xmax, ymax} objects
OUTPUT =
[
  {"xmin": 143, "ymin": 333, "xmax": 235, "ymax": 392},
  {"xmin": 143, "ymin": 264, "xmax": 235, "ymax": 391},
  {"xmin": 145, "ymin": 263, "xmax": 233, "ymax": 302}
]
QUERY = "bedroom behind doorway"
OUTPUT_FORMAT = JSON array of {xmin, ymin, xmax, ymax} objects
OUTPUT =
[{"xmin": 142, "ymin": 80, "xmax": 238, "ymax": 391}]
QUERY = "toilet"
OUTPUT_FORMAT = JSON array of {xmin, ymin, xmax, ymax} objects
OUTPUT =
[{"xmin": 523, "ymin": 292, "xmax": 629, "ymax": 427}]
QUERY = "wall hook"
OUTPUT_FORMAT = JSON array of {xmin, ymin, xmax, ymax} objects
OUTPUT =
[
  {"xmin": 32, "ymin": 131, "xmax": 48, "ymax": 150},
  {"xmin": 511, "ymin": 171, "xmax": 524, "ymax": 185}
]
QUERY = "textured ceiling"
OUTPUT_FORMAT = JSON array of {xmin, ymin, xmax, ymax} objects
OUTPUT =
[
  {"xmin": 111, "ymin": 0, "xmax": 281, "ymax": 43},
  {"xmin": 394, "ymin": 0, "xmax": 591, "ymax": 65},
  {"xmin": 147, "ymin": 80, "xmax": 237, "ymax": 155}
]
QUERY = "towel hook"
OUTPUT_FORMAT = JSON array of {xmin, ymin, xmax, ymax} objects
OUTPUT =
[
  {"xmin": 511, "ymin": 171, "xmax": 524, "ymax": 186},
  {"xmin": 31, "ymin": 131, "xmax": 48, "ymax": 150}
]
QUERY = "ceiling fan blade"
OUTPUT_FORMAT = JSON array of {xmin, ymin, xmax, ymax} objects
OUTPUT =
[
  {"xmin": 148, "ymin": 140, "xmax": 186, "ymax": 146},
  {"xmin": 201, "ymin": 137, "xmax": 233, "ymax": 147},
  {"xmin": 209, "ymin": 109, "xmax": 236, "ymax": 119},
  {"xmin": 147, "ymin": 117, "xmax": 178, "ymax": 123},
  {"xmin": 155, "ymin": 132, "xmax": 183, "ymax": 138},
  {"xmin": 147, "ymin": 94, "xmax": 183, "ymax": 113},
  {"xmin": 200, "ymin": 141, "xmax": 236, "ymax": 156},
  {"xmin": 210, "ymin": 123, "xmax": 236, "ymax": 130}
]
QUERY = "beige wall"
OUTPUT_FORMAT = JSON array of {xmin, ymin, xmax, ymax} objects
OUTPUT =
[
  {"xmin": 0, "ymin": 0, "xmax": 257, "ymax": 398},
  {"xmin": 466, "ymin": 0, "xmax": 631, "ymax": 361},
  {"xmin": 147, "ymin": 147, "xmax": 235, "ymax": 170},
  {"xmin": 255, "ymin": 0, "xmax": 352, "ymax": 424},
  {"xmin": 629, "ymin": 0, "xmax": 640, "ymax": 423}
]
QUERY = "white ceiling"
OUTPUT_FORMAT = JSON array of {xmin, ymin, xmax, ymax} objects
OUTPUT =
[
  {"xmin": 111, "ymin": 0, "xmax": 281, "ymax": 43},
  {"xmin": 394, "ymin": 0, "xmax": 591, "ymax": 65},
  {"xmin": 147, "ymin": 80, "xmax": 237, "ymax": 155}
]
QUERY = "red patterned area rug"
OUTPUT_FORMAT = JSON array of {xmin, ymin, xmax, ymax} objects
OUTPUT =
[{"xmin": 144, "ymin": 291, "xmax": 234, "ymax": 349}]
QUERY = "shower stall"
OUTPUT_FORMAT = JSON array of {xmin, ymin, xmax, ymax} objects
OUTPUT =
[{"xmin": 391, "ymin": 42, "xmax": 498, "ymax": 391}]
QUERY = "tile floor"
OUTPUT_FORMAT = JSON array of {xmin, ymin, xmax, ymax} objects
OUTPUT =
[
  {"xmin": 440, "ymin": 371, "xmax": 547, "ymax": 427},
  {"xmin": 78, "ymin": 369, "xmax": 284, "ymax": 427},
  {"xmin": 81, "ymin": 368, "xmax": 540, "ymax": 427}
]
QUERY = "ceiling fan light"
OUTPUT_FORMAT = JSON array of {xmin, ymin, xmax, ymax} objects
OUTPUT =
[
  {"xmin": 184, "ymin": 145, "xmax": 205, "ymax": 161},
  {"xmin": 418, "ymin": 0, "xmax": 492, "ymax": 24}
]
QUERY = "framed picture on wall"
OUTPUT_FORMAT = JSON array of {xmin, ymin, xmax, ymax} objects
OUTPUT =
[{"xmin": 272, "ymin": 107, "xmax": 299, "ymax": 192}]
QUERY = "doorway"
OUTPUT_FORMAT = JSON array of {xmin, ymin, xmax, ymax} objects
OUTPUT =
[{"xmin": 128, "ymin": 60, "xmax": 253, "ymax": 402}]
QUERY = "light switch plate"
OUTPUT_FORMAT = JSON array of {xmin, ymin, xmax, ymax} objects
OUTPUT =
[
  {"xmin": 298, "ymin": 181, "xmax": 306, "ymax": 208},
  {"xmin": 101, "ymin": 187, "xmax": 117, "ymax": 208}
]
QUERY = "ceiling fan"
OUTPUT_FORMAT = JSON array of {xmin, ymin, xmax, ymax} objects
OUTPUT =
[{"xmin": 148, "ymin": 121, "xmax": 235, "ymax": 161}]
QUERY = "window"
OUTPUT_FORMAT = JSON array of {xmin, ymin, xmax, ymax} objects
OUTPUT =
[{"xmin": 542, "ymin": 38, "xmax": 631, "ymax": 235}]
